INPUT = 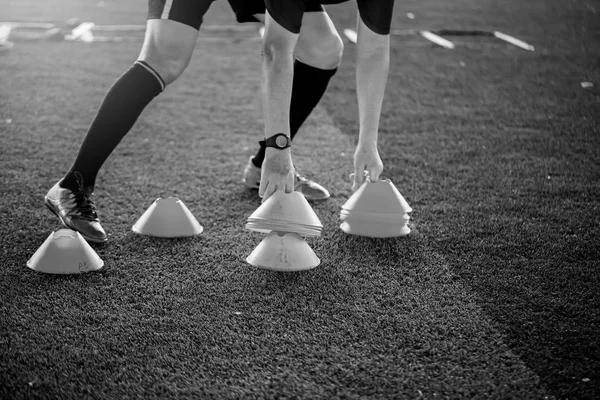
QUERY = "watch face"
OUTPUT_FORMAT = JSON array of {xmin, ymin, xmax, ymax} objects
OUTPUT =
[{"xmin": 275, "ymin": 134, "xmax": 289, "ymax": 148}]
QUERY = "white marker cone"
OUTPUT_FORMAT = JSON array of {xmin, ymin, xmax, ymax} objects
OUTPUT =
[
  {"xmin": 132, "ymin": 197, "xmax": 203, "ymax": 237},
  {"xmin": 27, "ymin": 229, "xmax": 104, "ymax": 274},
  {"xmin": 340, "ymin": 220, "xmax": 411, "ymax": 238},
  {"xmin": 342, "ymin": 179, "xmax": 412, "ymax": 215},
  {"xmin": 247, "ymin": 191, "xmax": 322, "ymax": 234},
  {"xmin": 246, "ymin": 231, "xmax": 320, "ymax": 272}
]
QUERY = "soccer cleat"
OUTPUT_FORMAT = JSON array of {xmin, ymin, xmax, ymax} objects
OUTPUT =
[
  {"xmin": 242, "ymin": 156, "xmax": 262, "ymax": 189},
  {"xmin": 293, "ymin": 172, "xmax": 330, "ymax": 201},
  {"xmin": 44, "ymin": 174, "xmax": 108, "ymax": 244},
  {"xmin": 242, "ymin": 156, "xmax": 330, "ymax": 201}
]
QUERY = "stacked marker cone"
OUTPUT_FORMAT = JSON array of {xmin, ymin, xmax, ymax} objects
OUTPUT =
[
  {"xmin": 245, "ymin": 191, "xmax": 322, "ymax": 272},
  {"xmin": 340, "ymin": 179, "xmax": 412, "ymax": 237}
]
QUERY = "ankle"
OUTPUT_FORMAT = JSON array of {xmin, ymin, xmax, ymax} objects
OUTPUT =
[{"xmin": 60, "ymin": 171, "xmax": 94, "ymax": 192}]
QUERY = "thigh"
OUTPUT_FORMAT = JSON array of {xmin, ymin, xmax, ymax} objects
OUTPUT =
[
  {"xmin": 295, "ymin": 11, "xmax": 340, "ymax": 61},
  {"xmin": 297, "ymin": 10, "xmax": 338, "ymax": 43},
  {"xmin": 148, "ymin": 0, "xmax": 216, "ymax": 30}
]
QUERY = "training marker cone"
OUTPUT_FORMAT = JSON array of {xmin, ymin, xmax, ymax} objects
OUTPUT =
[
  {"xmin": 27, "ymin": 229, "xmax": 104, "ymax": 274},
  {"xmin": 245, "ymin": 190, "xmax": 321, "ymax": 271},
  {"xmin": 132, "ymin": 197, "xmax": 203, "ymax": 237},
  {"xmin": 340, "ymin": 179, "xmax": 412, "ymax": 238},
  {"xmin": 246, "ymin": 231, "xmax": 320, "ymax": 272}
]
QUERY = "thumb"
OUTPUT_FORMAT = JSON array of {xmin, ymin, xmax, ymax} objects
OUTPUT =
[{"xmin": 369, "ymin": 166, "xmax": 382, "ymax": 183}]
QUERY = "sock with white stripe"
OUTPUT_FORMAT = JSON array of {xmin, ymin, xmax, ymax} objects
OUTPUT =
[{"xmin": 61, "ymin": 61, "xmax": 164, "ymax": 191}]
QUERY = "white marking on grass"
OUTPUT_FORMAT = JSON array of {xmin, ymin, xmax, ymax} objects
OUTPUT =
[
  {"xmin": 65, "ymin": 22, "xmax": 95, "ymax": 42},
  {"xmin": 420, "ymin": 30, "xmax": 455, "ymax": 49},
  {"xmin": 90, "ymin": 24, "xmax": 255, "ymax": 32},
  {"xmin": 0, "ymin": 24, "xmax": 11, "ymax": 42},
  {"xmin": 0, "ymin": 21, "xmax": 56, "ymax": 29},
  {"xmin": 493, "ymin": 31, "xmax": 534, "ymax": 51}
]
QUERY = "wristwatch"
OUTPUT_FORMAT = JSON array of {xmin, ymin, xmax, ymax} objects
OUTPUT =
[{"xmin": 261, "ymin": 133, "xmax": 291, "ymax": 150}]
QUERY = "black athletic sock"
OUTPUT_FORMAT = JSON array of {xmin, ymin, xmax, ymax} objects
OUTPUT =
[
  {"xmin": 61, "ymin": 61, "xmax": 165, "ymax": 191},
  {"xmin": 252, "ymin": 60, "xmax": 337, "ymax": 168}
]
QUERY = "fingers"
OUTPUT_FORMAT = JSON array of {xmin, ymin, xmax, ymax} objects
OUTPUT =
[
  {"xmin": 352, "ymin": 165, "xmax": 366, "ymax": 191},
  {"xmin": 260, "ymin": 174, "xmax": 294, "ymax": 203},
  {"xmin": 258, "ymin": 170, "xmax": 268, "ymax": 199},
  {"xmin": 284, "ymin": 171, "xmax": 295, "ymax": 194},
  {"xmin": 261, "ymin": 180, "xmax": 277, "ymax": 203}
]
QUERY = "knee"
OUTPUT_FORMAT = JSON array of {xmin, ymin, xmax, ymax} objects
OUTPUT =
[
  {"xmin": 296, "ymin": 33, "xmax": 344, "ymax": 70},
  {"xmin": 139, "ymin": 38, "xmax": 194, "ymax": 85}
]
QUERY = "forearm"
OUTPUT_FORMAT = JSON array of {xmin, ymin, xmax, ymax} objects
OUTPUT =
[
  {"xmin": 356, "ymin": 26, "xmax": 390, "ymax": 147},
  {"xmin": 261, "ymin": 14, "xmax": 297, "ymax": 140}
]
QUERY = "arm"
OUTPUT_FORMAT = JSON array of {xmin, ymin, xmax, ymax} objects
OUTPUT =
[
  {"xmin": 352, "ymin": 14, "xmax": 390, "ymax": 190},
  {"xmin": 258, "ymin": 10, "xmax": 299, "ymax": 201}
]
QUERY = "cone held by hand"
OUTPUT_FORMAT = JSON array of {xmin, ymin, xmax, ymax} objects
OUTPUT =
[{"xmin": 340, "ymin": 178, "xmax": 412, "ymax": 238}]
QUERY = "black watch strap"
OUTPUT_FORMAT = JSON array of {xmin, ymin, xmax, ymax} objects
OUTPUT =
[{"xmin": 261, "ymin": 133, "xmax": 291, "ymax": 150}]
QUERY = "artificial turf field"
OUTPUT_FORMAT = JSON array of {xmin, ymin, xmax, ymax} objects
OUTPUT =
[{"xmin": 1, "ymin": 0, "xmax": 599, "ymax": 398}]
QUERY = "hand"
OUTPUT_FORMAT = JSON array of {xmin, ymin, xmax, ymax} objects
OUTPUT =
[
  {"xmin": 259, "ymin": 148, "xmax": 295, "ymax": 202},
  {"xmin": 352, "ymin": 142, "xmax": 383, "ymax": 191}
]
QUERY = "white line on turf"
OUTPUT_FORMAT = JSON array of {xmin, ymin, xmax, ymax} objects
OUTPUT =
[
  {"xmin": 65, "ymin": 22, "xmax": 95, "ymax": 43},
  {"xmin": 420, "ymin": 30, "xmax": 455, "ymax": 49},
  {"xmin": 0, "ymin": 24, "xmax": 11, "ymax": 42},
  {"xmin": 493, "ymin": 31, "xmax": 535, "ymax": 51}
]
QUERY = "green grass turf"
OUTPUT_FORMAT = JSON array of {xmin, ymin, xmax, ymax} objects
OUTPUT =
[{"xmin": 1, "ymin": 0, "xmax": 599, "ymax": 399}]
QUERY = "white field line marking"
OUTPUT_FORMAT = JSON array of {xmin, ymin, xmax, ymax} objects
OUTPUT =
[
  {"xmin": 420, "ymin": 30, "xmax": 455, "ymax": 49},
  {"xmin": 90, "ymin": 24, "xmax": 256, "ymax": 32},
  {"xmin": 65, "ymin": 21, "xmax": 95, "ymax": 42},
  {"xmin": 0, "ymin": 24, "xmax": 11, "ymax": 42},
  {"xmin": 493, "ymin": 31, "xmax": 535, "ymax": 51},
  {"xmin": 85, "ymin": 36, "xmax": 260, "ymax": 43},
  {"xmin": 0, "ymin": 21, "xmax": 56, "ymax": 29},
  {"xmin": 343, "ymin": 28, "xmax": 357, "ymax": 43}
]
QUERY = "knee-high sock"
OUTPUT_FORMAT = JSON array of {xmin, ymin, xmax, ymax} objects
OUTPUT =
[
  {"xmin": 61, "ymin": 61, "xmax": 165, "ymax": 190},
  {"xmin": 252, "ymin": 60, "xmax": 337, "ymax": 168}
]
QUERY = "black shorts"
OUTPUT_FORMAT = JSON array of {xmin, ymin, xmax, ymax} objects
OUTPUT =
[
  {"xmin": 266, "ymin": 0, "xmax": 394, "ymax": 35},
  {"xmin": 227, "ymin": 0, "xmax": 324, "ymax": 24},
  {"xmin": 147, "ymin": 0, "xmax": 216, "ymax": 30}
]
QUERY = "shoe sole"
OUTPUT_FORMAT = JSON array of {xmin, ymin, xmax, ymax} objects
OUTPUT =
[
  {"xmin": 242, "ymin": 181, "xmax": 330, "ymax": 200},
  {"xmin": 243, "ymin": 180, "xmax": 260, "ymax": 190},
  {"xmin": 304, "ymin": 193, "xmax": 330, "ymax": 201},
  {"xmin": 44, "ymin": 197, "xmax": 108, "ymax": 244}
]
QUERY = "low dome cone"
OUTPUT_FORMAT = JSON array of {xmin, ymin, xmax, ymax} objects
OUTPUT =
[
  {"xmin": 340, "ymin": 220, "xmax": 411, "ymax": 238},
  {"xmin": 247, "ymin": 191, "xmax": 322, "ymax": 235},
  {"xmin": 27, "ymin": 229, "xmax": 104, "ymax": 274},
  {"xmin": 342, "ymin": 179, "xmax": 412, "ymax": 214},
  {"xmin": 246, "ymin": 231, "xmax": 320, "ymax": 272},
  {"xmin": 132, "ymin": 197, "xmax": 203, "ymax": 237}
]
